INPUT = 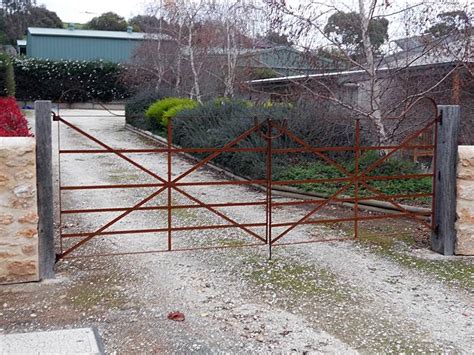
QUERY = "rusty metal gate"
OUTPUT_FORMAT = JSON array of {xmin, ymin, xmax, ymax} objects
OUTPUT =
[{"xmin": 54, "ymin": 105, "xmax": 439, "ymax": 261}]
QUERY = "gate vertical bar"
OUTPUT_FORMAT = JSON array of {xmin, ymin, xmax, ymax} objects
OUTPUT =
[
  {"xmin": 265, "ymin": 120, "xmax": 269, "ymax": 245},
  {"xmin": 56, "ymin": 109, "xmax": 63, "ymax": 255},
  {"xmin": 354, "ymin": 119, "xmax": 360, "ymax": 240},
  {"xmin": 167, "ymin": 119, "xmax": 173, "ymax": 251},
  {"xmin": 267, "ymin": 118, "xmax": 273, "ymax": 259}
]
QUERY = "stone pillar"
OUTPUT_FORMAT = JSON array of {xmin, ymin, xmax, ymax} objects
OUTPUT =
[
  {"xmin": 0, "ymin": 137, "xmax": 39, "ymax": 284},
  {"xmin": 455, "ymin": 146, "xmax": 474, "ymax": 255}
]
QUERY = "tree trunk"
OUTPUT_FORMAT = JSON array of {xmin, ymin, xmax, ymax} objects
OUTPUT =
[
  {"xmin": 188, "ymin": 24, "xmax": 202, "ymax": 103},
  {"xmin": 175, "ymin": 25, "xmax": 183, "ymax": 95},
  {"xmin": 359, "ymin": 0, "xmax": 389, "ymax": 145},
  {"xmin": 224, "ymin": 22, "xmax": 237, "ymax": 98}
]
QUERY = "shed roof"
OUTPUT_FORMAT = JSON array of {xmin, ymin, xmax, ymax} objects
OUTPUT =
[
  {"xmin": 27, "ymin": 27, "xmax": 171, "ymax": 41},
  {"xmin": 247, "ymin": 60, "xmax": 465, "ymax": 86}
]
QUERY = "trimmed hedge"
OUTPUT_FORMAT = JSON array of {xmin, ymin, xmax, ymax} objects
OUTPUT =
[
  {"xmin": 12, "ymin": 57, "xmax": 129, "ymax": 102},
  {"xmin": 162, "ymin": 102, "xmax": 198, "ymax": 127},
  {"xmin": 146, "ymin": 97, "xmax": 197, "ymax": 128}
]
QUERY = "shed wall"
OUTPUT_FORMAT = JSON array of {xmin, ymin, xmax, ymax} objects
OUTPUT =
[{"xmin": 26, "ymin": 34, "xmax": 142, "ymax": 63}]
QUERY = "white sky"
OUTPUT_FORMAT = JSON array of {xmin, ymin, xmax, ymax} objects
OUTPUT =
[
  {"xmin": 37, "ymin": 0, "xmax": 148, "ymax": 23},
  {"xmin": 34, "ymin": 0, "xmax": 437, "ymax": 23},
  {"xmin": 37, "ymin": 0, "xmax": 472, "ymax": 35}
]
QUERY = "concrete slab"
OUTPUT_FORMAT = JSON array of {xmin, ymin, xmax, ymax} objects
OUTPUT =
[{"xmin": 0, "ymin": 327, "xmax": 104, "ymax": 354}]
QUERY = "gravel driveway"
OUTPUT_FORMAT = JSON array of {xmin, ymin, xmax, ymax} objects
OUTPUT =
[{"xmin": 1, "ymin": 109, "xmax": 473, "ymax": 353}]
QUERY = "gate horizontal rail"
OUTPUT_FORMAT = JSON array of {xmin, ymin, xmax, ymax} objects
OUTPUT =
[
  {"xmin": 59, "ymin": 174, "xmax": 433, "ymax": 191},
  {"xmin": 59, "ymin": 144, "xmax": 434, "ymax": 155},
  {"xmin": 60, "ymin": 192, "xmax": 433, "ymax": 215}
]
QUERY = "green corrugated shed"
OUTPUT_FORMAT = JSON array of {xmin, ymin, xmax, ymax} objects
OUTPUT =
[{"xmin": 26, "ymin": 27, "xmax": 169, "ymax": 63}]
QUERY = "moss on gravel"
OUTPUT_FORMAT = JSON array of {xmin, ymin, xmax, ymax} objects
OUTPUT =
[
  {"xmin": 244, "ymin": 255, "xmax": 349, "ymax": 302},
  {"xmin": 234, "ymin": 251, "xmax": 446, "ymax": 353},
  {"xmin": 67, "ymin": 274, "xmax": 128, "ymax": 310},
  {"xmin": 357, "ymin": 233, "xmax": 474, "ymax": 290}
]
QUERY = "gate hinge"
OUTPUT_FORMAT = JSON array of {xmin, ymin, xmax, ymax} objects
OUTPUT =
[
  {"xmin": 438, "ymin": 111, "xmax": 443, "ymax": 125},
  {"xmin": 52, "ymin": 112, "xmax": 59, "ymax": 121}
]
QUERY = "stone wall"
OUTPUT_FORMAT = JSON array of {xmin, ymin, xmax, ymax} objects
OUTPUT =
[
  {"xmin": 455, "ymin": 146, "xmax": 474, "ymax": 255},
  {"xmin": 0, "ymin": 137, "xmax": 39, "ymax": 284}
]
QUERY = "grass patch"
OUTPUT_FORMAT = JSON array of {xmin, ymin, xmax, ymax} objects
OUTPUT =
[
  {"xmin": 67, "ymin": 274, "xmax": 128, "ymax": 310},
  {"xmin": 357, "ymin": 231, "xmax": 474, "ymax": 290}
]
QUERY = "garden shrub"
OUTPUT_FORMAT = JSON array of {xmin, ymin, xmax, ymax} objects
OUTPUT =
[
  {"xmin": 276, "ymin": 152, "xmax": 432, "ymax": 200},
  {"xmin": 145, "ymin": 97, "xmax": 196, "ymax": 128},
  {"xmin": 12, "ymin": 57, "xmax": 129, "ymax": 102},
  {"xmin": 125, "ymin": 87, "xmax": 167, "ymax": 130},
  {"xmin": 0, "ymin": 97, "xmax": 31, "ymax": 137},
  {"xmin": 172, "ymin": 99, "xmax": 294, "ymax": 179},
  {"xmin": 171, "ymin": 98, "xmax": 430, "ymax": 201},
  {"xmin": 161, "ymin": 101, "xmax": 198, "ymax": 127},
  {"xmin": 355, "ymin": 150, "xmax": 420, "ymax": 176}
]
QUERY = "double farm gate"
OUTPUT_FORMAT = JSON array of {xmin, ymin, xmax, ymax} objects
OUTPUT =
[{"xmin": 53, "ymin": 106, "xmax": 439, "ymax": 261}]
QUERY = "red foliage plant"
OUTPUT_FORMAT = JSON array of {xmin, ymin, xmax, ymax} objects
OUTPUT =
[{"xmin": 0, "ymin": 97, "xmax": 32, "ymax": 137}]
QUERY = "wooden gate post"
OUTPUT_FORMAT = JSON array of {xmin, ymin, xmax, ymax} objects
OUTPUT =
[
  {"xmin": 431, "ymin": 105, "xmax": 460, "ymax": 255},
  {"xmin": 35, "ymin": 100, "xmax": 55, "ymax": 278}
]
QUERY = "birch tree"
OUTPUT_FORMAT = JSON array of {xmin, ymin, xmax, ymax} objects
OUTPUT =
[
  {"xmin": 265, "ymin": 0, "xmax": 472, "ymax": 145},
  {"xmin": 133, "ymin": 0, "xmax": 267, "ymax": 100}
]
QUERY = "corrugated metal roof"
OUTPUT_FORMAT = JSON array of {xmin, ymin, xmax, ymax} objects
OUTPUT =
[{"xmin": 27, "ymin": 27, "xmax": 171, "ymax": 41}]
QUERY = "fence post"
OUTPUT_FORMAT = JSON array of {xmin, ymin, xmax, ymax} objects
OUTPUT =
[
  {"xmin": 35, "ymin": 100, "xmax": 55, "ymax": 278},
  {"xmin": 431, "ymin": 105, "xmax": 460, "ymax": 255}
]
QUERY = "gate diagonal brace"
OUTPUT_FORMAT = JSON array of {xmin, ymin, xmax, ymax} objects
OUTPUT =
[
  {"xmin": 270, "ymin": 120, "xmax": 352, "ymax": 177},
  {"xmin": 55, "ymin": 114, "xmax": 170, "ymax": 260},
  {"xmin": 55, "ymin": 114, "xmax": 168, "ymax": 184},
  {"xmin": 172, "ymin": 185, "xmax": 266, "ymax": 243},
  {"xmin": 271, "ymin": 180, "xmax": 356, "ymax": 245},
  {"xmin": 358, "ymin": 180, "xmax": 433, "ymax": 229},
  {"xmin": 358, "ymin": 119, "xmax": 437, "ymax": 178},
  {"xmin": 170, "ymin": 120, "xmax": 265, "ymax": 186},
  {"xmin": 269, "ymin": 117, "xmax": 437, "ymax": 245},
  {"xmin": 58, "ymin": 185, "xmax": 168, "ymax": 260}
]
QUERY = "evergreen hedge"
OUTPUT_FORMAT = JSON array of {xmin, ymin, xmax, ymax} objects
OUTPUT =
[
  {"xmin": 12, "ymin": 57, "xmax": 129, "ymax": 102},
  {"xmin": 172, "ymin": 99, "xmax": 297, "ymax": 179},
  {"xmin": 125, "ymin": 88, "xmax": 166, "ymax": 130}
]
